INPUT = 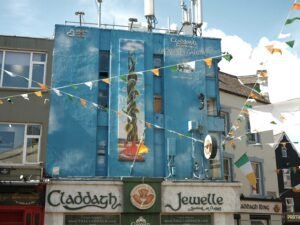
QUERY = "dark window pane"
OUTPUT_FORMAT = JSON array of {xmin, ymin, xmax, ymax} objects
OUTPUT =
[
  {"xmin": 99, "ymin": 51, "xmax": 110, "ymax": 72},
  {"xmin": 33, "ymin": 53, "xmax": 46, "ymax": 62},
  {"xmin": 27, "ymin": 125, "xmax": 41, "ymax": 135}
]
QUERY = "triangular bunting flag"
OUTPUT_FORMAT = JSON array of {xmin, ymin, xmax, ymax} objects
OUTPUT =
[
  {"xmin": 278, "ymin": 32, "xmax": 291, "ymax": 39},
  {"xmin": 4, "ymin": 70, "xmax": 16, "ymax": 77},
  {"xmin": 292, "ymin": 184, "xmax": 300, "ymax": 193},
  {"xmin": 223, "ymin": 53, "xmax": 233, "ymax": 62},
  {"xmin": 102, "ymin": 78, "xmax": 110, "ymax": 84},
  {"xmin": 279, "ymin": 115, "xmax": 286, "ymax": 121},
  {"xmin": 152, "ymin": 68, "xmax": 160, "ymax": 76},
  {"xmin": 235, "ymin": 153, "xmax": 257, "ymax": 189},
  {"xmin": 7, "ymin": 98, "xmax": 13, "ymax": 103},
  {"xmin": 286, "ymin": 40, "xmax": 295, "ymax": 48},
  {"xmin": 34, "ymin": 91, "xmax": 43, "ymax": 97},
  {"xmin": 177, "ymin": 61, "xmax": 196, "ymax": 73},
  {"xmin": 92, "ymin": 103, "xmax": 99, "ymax": 108},
  {"xmin": 258, "ymin": 71, "xmax": 268, "ymax": 78},
  {"xmin": 138, "ymin": 143, "xmax": 149, "ymax": 155},
  {"xmin": 67, "ymin": 94, "xmax": 74, "ymax": 101},
  {"xmin": 265, "ymin": 45, "xmax": 274, "ymax": 54},
  {"xmin": 80, "ymin": 98, "xmax": 87, "ymax": 107},
  {"xmin": 285, "ymin": 17, "xmax": 300, "ymax": 25},
  {"xmin": 53, "ymin": 88, "xmax": 62, "ymax": 96},
  {"xmin": 71, "ymin": 84, "xmax": 78, "ymax": 89},
  {"xmin": 0, "ymin": 100, "xmax": 3, "ymax": 105},
  {"xmin": 120, "ymin": 75, "xmax": 127, "ymax": 82},
  {"xmin": 203, "ymin": 58, "xmax": 213, "ymax": 68},
  {"xmin": 145, "ymin": 122, "xmax": 152, "ymax": 129},
  {"xmin": 272, "ymin": 48, "xmax": 282, "ymax": 54},
  {"xmin": 292, "ymin": 3, "xmax": 300, "ymax": 10},
  {"xmin": 170, "ymin": 65, "xmax": 178, "ymax": 72},
  {"xmin": 38, "ymin": 83, "xmax": 48, "ymax": 91},
  {"xmin": 84, "ymin": 81, "xmax": 93, "ymax": 90},
  {"xmin": 270, "ymin": 121, "xmax": 277, "ymax": 125},
  {"xmin": 21, "ymin": 94, "xmax": 30, "ymax": 101}
]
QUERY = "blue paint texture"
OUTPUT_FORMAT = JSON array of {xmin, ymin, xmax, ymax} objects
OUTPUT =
[{"xmin": 46, "ymin": 25, "xmax": 224, "ymax": 179}]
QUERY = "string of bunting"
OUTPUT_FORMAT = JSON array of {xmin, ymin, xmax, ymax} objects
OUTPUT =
[
  {"xmin": 277, "ymin": 0, "xmax": 300, "ymax": 48},
  {"xmin": 0, "ymin": 52, "xmax": 232, "ymax": 104}
]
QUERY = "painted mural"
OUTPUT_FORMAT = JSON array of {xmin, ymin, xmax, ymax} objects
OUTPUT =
[{"xmin": 118, "ymin": 39, "xmax": 148, "ymax": 161}]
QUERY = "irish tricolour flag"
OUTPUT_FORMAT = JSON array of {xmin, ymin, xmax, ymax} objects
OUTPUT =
[{"xmin": 235, "ymin": 153, "xmax": 257, "ymax": 189}]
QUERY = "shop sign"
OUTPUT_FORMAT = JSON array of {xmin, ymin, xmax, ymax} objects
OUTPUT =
[
  {"xmin": 161, "ymin": 215, "xmax": 211, "ymax": 225},
  {"xmin": 165, "ymin": 192, "xmax": 223, "ymax": 212},
  {"xmin": 286, "ymin": 214, "xmax": 300, "ymax": 222},
  {"xmin": 240, "ymin": 200, "xmax": 282, "ymax": 214},
  {"xmin": 65, "ymin": 215, "xmax": 119, "ymax": 225},
  {"xmin": 162, "ymin": 184, "xmax": 240, "ymax": 213},
  {"xmin": 0, "ymin": 192, "xmax": 41, "ymax": 206},
  {"xmin": 46, "ymin": 183, "xmax": 122, "ymax": 213}
]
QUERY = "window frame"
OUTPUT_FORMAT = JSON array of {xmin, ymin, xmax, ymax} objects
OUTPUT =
[
  {"xmin": 0, "ymin": 123, "xmax": 42, "ymax": 165},
  {"xmin": 250, "ymin": 161, "xmax": 264, "ymax": 196},
  {"xmin": 246, "ymin": 116, "xmax": 260, "ymax": 144},
  {"xmin": 223, "ymin": 156, "xmax": 233, "ymax": 182},
  {"xmin": 0, "ymin": 50, "xmax": 47, "ymax": 89},
  {"xmin": 220, "ymin": 110, "xmax": 231, "ymax": 135},
  {"xmin": 282, "ymin": 168, "xmax": 292, "ymax": 189}
]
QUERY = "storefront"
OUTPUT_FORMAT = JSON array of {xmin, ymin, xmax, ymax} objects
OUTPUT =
[
  {"xmin": 44, "ymin": 181, "xmax": 122, "ymax": 225},
  {"xmin": 239, "ymin": 199, "xmax": 282, "ymax": 225},
  {"xmin": 161, "ymin": 181, "xmax": 241, "ymax": 225},
  {"xmin": 0, "ymin": 183, "xmax": 45, "ymax": 225}
]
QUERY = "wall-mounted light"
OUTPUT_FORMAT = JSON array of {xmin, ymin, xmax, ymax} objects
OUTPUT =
[{"xmin": 198, "ymin": 93, "xmax": 205, "ymax": 110}]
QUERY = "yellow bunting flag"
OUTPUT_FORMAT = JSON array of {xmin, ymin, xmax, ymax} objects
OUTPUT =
[
  {"xmin": 279, "ymin": 115, "xmax": 286, "ymax": 121},
  {"xmin": 34, "ymin": 91, "xmax": 43, "ymax": 97},
  {"xmin": 38, "ymin": 83, "xmax": 48, "ymax": 91},
  {"xmin": 249, "ymin": 92, "xmax": 257, "ymax": 99},
  {"xmin": 152, "ymin": 68, "xmax": 160, "ymax": 76},
  {"xmin": 292, "ymin": 3, "xmax": 300, "ymax": 10},
  {"xmin": 203, "ymin": 58, "xmax": 213, "ymax": 68},
  {"xmin": 0, "ymin": 100, "xmax": 3, "ymax": 105},
  {"xmin": 272, "ymin": 48, "xmax": 282, "ymax": 54},
  {"xmin": 102, "ymin": 78, "xmax": 110, "ymax": 84},
  {"xmin": 240, "ymin": 110, "xmax": 249, "ymax": 115},
  {"xmin": 138, "ymin": 143, "xmax": 149, "ymax": 155},
  {"xmin": 80, "ymin": 98, "xmax": 87, "ymax": 107},
  {"xmin": 145, "ymin": 122, "xmax": 152, "ymax": 129}
]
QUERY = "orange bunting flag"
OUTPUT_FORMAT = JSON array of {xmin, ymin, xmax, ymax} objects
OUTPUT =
[
  {"xmin": 292, "ymin": 3, "xmax": 300, "ymax": 10},
  {"xmin": 258, "ymin": 71, "xmax": 268, "ymax": 78},
  {"xmin": 203, "ymin": 58, "xmax": 213, "ymax": 68},
  {"xmin": 102, "ymin": 78, "xmax": 110, "ymax": 84},
  {"xmin": 34, "ymin": 91, "xmax": 43, "ymax": 97},
  {"xmin": 80, "ymin": 98, "xmax": 87, "ymax": 107},
  {"xmin": 145, "ymin": 122, "xmax": 152, "ymax": 129},
  {"xmin": 265, "ymin": 45, "xmax": 274, "ymax": 54},
  {"xmin": 249, "ymin": 92, "xmax": 257, "ymax": 99},
  {"xmin": 152, "ymin": 68, "xmax": 160, "ymax": 76},
  {"xmin": 0, "ymin": 100, "xmax": 3, "ymax": 105},
  {"xmin": 38, "ymin": 83, "xmax": 48, "ymax": 91}
]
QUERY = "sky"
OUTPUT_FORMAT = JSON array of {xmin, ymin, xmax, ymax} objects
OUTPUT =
[{"xmin": 1, "ymin": 0, "xmax": 300, "ymax": 134}]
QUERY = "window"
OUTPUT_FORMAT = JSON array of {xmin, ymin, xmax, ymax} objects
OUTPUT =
[
  {"xmin": 246, "ymin": 116, "xmax": 260, "ymax": 144},
  {"xmin": 251, "ymin": 162, "xmax": 263, "ymax": 195},
  {"xmin": 0, "ymin": 50, "xmax": 47, "ymax": 88},
  {"xmin": 220, "ymin": 111, "xmax": 230, "ymax": 135},
  {"xmin": 223, "ymin": 157, "xmax": 233, "ymax": 181},
  {"xmin": 207, "ymin": 98, "xmax": 217, "ymax": 116},
  {"xmin": 283, "ymin": 169, "xmax": 292, "ymax": 189},
  {"xmin": 285, "ymin": 198, "xmax": 294, "ymax": 213},
  {"xmin": 153, "ymin": 54, "xmax": 164, "ymax": 113},
  {"xmin": 0, "ymin": 123, "xmax": 41, "ymax": 164},
  {"xmin": 281, "ymin": 143, "xmax": 287, "ymax": 158},
  {"xmin": 98, "ymin": 51, "xmax": 110, "ymax": 111}
]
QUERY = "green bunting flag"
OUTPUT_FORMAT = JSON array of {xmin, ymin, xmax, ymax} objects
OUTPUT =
[
  {"xmin": 285, "ymin": 17, "xmax": 300, "ymax": 25},
  {"xmin": 67, "ymin": 94, "xmax": 74, "ymax": 101},
  {"xmin": 71, "ymin": 84, "xmax": 78, "ymax": 90},
  {"xmin": 7, "ymin": 97, "xmax": 13, "ymax": 103},
  {"xmin": 286, "ymin": 40, "xmax": 295, "ymax": 48},
  {"xmin": 120, "ymin": 75, "xmax": 127, "ymax": 82},
  {"xmin": 170, "ymin": 65, "xmax": 178, "ymax": 72},
  {"xmin": 253, "ymin": 84, "xmax": 261, "ymax": 93},
  {"xmin": 223, "ymin": 53, "xmax": 233, "ymax": 62},
  {"xmin": 270, "ymin": 121, "xmax": 277, "ymax": 125}
]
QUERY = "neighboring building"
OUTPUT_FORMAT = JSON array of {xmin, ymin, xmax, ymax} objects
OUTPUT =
[
  {"xmin": 219, "ymin": 72, "xmax": 282, "ymax": 225},
  {"xmin": 44, "ymin": 24, "xmax": 241, "ymax": 225},
  {"xmin": 0, "ymin": 35, "xmax": 53, "ymax": 225},
  {"xmin": 275, "ymin": 132, "xmax": 300, "ymax": 225}
]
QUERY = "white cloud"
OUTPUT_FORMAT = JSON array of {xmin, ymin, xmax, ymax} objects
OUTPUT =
[{"xmin": 203, "ymin": 25, "xmax": 300, "ymax": 103}]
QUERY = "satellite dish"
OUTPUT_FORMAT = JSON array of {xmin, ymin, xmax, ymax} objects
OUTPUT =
[{"xmin": 203, "ymin": 134, "xmax": 218, "ymax": 159}]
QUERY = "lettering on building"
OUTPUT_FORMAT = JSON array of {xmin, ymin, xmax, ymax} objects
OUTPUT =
[
  {"xmin": 165, "ymin": 192, "xmax": 223, "ymax": 211},
  {"xmin": 47, "ymin": 190, "xmax": 121, "ymax": 210}
]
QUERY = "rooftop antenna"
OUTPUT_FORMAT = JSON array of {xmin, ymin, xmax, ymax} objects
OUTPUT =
[
  {"xmin": 144, "ymin": 0, "xmax": 157, "ymax": 32},
  {"xmin": 191, "ymin": 0, "xmax": 203, "ymax": 36},
  {"xmin": 75, "ymin": 11, "xmax": 85, "ymax": 26},
  {"xmin": 96, "ymin": 0, "xmax": 103, "ymax": 28},
  {"xmin": 178, "ymin": 0, "xmax": 192, "ymax": 35}
]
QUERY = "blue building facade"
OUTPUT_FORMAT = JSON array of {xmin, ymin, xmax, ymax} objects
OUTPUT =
[{"xmin": 46, "ymin": 25, "xmax": 224, "ymax": 179}]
